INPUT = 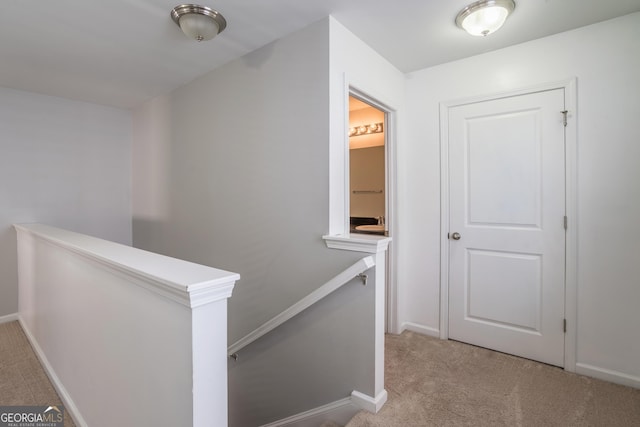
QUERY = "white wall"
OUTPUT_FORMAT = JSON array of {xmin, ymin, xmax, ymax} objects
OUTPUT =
[
  {"xmin": 327, "ymin": 17, "xmax": 406, "ymax": 338},
  {"xmin": 400, "ymin": 12, "xmax": 640, "ymax": 385},
  {"xmin": 0, "ymin": 87, "xmax": 131, "ymax": 317},
  {"xmin": 328, "ymin": 17, "xmax": 406, "ymax": 237}
]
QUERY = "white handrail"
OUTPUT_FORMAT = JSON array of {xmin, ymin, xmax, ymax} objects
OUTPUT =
[{"xmin": 228, "ymin": 255, "xmax": 375, "ymax": 357}]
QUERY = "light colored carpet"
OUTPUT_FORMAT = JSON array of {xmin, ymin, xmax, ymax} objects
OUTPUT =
[
  {"xmin": 0, "ymin": 321, "xmax": 75, "ymax": 427},
  {"xmin": 3, "ymin": 321, "xmax": 638, "ymax": 427},
  {"xmin": 347, "ymin": 331, "xmax": 640, "ymax": 427}
]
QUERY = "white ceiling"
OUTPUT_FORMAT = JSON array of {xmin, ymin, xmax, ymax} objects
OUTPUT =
[{"xmin": 2, "ymin": 0, "xmax": 639, "ymax": 109}]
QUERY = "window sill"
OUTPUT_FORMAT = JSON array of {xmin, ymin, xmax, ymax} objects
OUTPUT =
[{"xmin": 323, "ymin": 233, "xmax": 391, "ymax": 254}]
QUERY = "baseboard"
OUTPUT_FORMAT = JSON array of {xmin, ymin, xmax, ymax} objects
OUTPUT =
[
  {"xmin": 260, "ymin": 396, "xmax": 359, "ymax": 427},
  {"xmin": 18, "ymin": 317, "xmax": 88, "ymax": 427},
  {"xmin": 351, "ymin": 389, "xmax": 388, "ymax": 414},
  {"xmin": 400, "ymin": 321, "xmax": 440, "ymax": 338},
  {"xmin": 259, "ymin": 389, "xmax": 389, "ymax": 427},
  {"xmin": 0, "ymin": 313, "xmax": 18, "ymax": 324},
  {"xmin": 576, "ymin": 363, "xmax": 640, "ymax": 389}
]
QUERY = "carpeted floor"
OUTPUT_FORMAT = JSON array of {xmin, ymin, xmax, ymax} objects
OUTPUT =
[
  {"xmin": 0, "ymin": 321, "xmax": 75, "ymax": 427},
  {"xmin": 347, "ymin": 330, "xmax": 640, "ymax": 427},
  {"xmin": 2, "ymin": 321, "xmax": 639, "ymax": 427}
]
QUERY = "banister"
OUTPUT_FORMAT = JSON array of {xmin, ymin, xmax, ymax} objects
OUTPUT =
[
  {"xmin": 14, "ymin": 223, "xmax": 240, "ymax": 308},
  {"xmin": 15, "ymin": 223, "xmax": 239, "ymax": 427},
  {"xmin": 228, "ymin": 255, "xmax": 375, "ymax": 357}
]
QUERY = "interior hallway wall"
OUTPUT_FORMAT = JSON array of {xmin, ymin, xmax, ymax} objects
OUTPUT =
[
  {"xmin": 400, "ymin": 12, "xmax": 640, "ymax": 386},
  {"xmin": 132, "ymin": 18, "xmax": 377, "ymax": 425},
  {"xmin": 0, "ymin": 87, "xmax": 132, "ymax": 317},
  {"xmin": 133, "ymin": 16, "xmax": 365, "ymax": 348}
]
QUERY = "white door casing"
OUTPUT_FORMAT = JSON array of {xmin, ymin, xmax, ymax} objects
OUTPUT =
[
  {"xmin": 347, "ymin": 88, "xmax": 399, "ymax": 334},
  {"xmin": 447, "ymin": 88, "xmax": 566, "ymax": 367}
]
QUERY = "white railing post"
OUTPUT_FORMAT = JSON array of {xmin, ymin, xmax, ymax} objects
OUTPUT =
[
  {"xmin": 372, "ymin": 245, "xmax": 388, "ymax": 408},
  {"xmin": 323, "ymin": 233, "xmax": 391, "ymax": 412}
]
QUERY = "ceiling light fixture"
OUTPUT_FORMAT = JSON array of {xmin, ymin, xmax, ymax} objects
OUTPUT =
[
  {"xmin": 349, "ymin": 123, "xmax": 384, "ymax": 138},
  {"xmin": 456, "ymin": 0, "xmax": 515, "ymax": 37},
  {"xmin": 171, "ymin": 4, "xmax": 227, "ymax": 42}
]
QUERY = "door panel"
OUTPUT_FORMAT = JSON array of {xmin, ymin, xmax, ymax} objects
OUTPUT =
[
  {"xmin": 467, "ymin": 249, "xmax": 542, "ymax": 332},
  {"xmin": 467, "ymin": 110, "xmax": 541, "ymax": 228},
  {"xmin": 448, "ymin": 89, "xmax": 566, "ymax": 367}
]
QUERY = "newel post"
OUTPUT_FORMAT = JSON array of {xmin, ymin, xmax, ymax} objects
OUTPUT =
[{"xmin": 323, "ymin": 234, "xmax": 391, "ymax": 411}]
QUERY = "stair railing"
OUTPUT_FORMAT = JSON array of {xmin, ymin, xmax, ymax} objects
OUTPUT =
[{"xmin": 228, "ymin": 255, "xmax": 375, "ymax": 359}]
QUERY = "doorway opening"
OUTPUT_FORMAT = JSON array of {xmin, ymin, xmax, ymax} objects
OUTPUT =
[
  {"xmin": 348, "ymin": 95, "xmax": 387, "ymax": 236},
  {"xmin": 348, "ymin": 92, "xmax": 397, "ymax": 333}
]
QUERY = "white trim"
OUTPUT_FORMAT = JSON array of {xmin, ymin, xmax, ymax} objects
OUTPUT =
[
  {"xmin": 342, "ymin": 74, "xmax": 352, "ymax": 236},
  {"xmin": 323, "ymin": 234, "xmax": 391, "ymax": 254},
  {"xmin": 258, "ymin": 389, "xmax": 389, "ymax": 427},
  {"xmin": 228, "ymin": 256, "xmax": 375, "ymax": 356},
  {"xmin": 439, "ymin": 78, "xmax": 580, "ymax": 109},
  {"xmin": 438, "ymin": 79, "xmax": 579, "ymax": 369},
  {"xmin": 563, "ymin": 78, "xmax": 578, "ymax": 373},
  {"xmin": 439, "ymin": 100, "xmax": 451, "ymax": 340},
  {"xmin": 259, "ymin": 397, "xmax": 358, "ymax": 427},
  {"xmin": 351, "ymin": 389, "xmax": 388, "ymax": 414},
  {"xmin": 348, "ymin": 87, "xmax": 400, "ymax": 335},
  {"xmin": 18, "ymin": 317, "xmax": 88, "ymax": 427},
  {"xmin": 0, "ymin": 313, "xmax": 18, "ymax": 324},
  {"xmin": 385, "ymin": 110, "xmax": 399, "ymax": 334},
  {"xmin": 400, "ymin": 321, "xmax": 440, "ymax": 338},
  {"xmin": 13, "ymin": 223, "xmax": 239, "ymax": 309},
  {"xmin": 576, "ymin": 363, "xmax": 640, "ymax": 389}
]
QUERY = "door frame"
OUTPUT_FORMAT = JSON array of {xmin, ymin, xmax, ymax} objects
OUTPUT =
[
  {"xmin": 349, "ymin": 87, "xmax": 399, "ymax": 334},
  {"xmin": 438, "ymin": 78, "xmax": 578, "ymax": 372}
]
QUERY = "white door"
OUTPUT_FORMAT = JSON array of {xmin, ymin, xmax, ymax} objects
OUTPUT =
[{"xmin": 448, "ymin": 89, "xmax": 566, "ymax": 367}]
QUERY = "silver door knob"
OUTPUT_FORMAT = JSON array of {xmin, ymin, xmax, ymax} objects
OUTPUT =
[{"xmin": 451, "ymin": 232, "xmax": 461, "ymax": 240}]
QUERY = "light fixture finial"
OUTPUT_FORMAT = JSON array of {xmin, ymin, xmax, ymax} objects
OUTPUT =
[
  {"xmin": 456, "ymin": 0, "xmax": 515, "ymax": 37},
  {"xmin": 171, "ymin": 4, "xmax": 227, "ymax": 42}
]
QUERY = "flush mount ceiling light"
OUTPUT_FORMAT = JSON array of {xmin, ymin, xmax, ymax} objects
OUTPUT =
[
  {"xmin": 456, "ymin": 0, "xmax": 515, "ymax": 37},
  {"xmin": 171, "ymin": 4, "xmax": 227, "ymax": 42}
]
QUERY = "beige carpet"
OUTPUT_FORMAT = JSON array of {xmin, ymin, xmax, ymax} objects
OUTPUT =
[
  {"xmin": 2, "ymin": 321, "xmax": 639, "ymax": 427},
  {"xmin": 0, "ymin": 321, "xmax": 75, "ymax": 426},
  {"xmin": 347, "ymin": 331, "xmax": 640, "ymax": 427}
]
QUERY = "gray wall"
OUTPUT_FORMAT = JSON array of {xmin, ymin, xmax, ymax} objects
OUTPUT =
[
  {"xmin": 228, "ymin": 269, "xmax": 375, "ymax": 426},
  {"xmin": 0, "ymin": 87, "xmax": 132, "ymax": 317},
  {"xmin": 132, "ymin": 18, "xmax": 373, "ymax": 424}
]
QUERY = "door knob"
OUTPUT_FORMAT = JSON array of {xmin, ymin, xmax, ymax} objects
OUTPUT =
[{"xmin": 451, "ymin": 232, "xmax": 461, "ymax": 240}]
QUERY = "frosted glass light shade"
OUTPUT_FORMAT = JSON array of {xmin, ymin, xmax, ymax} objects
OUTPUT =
[
  {"xmin": 179, "ymin": 13, "xmax": 220, "ymax": 41},
  {"xmin": 456, "ymin": 0, "xmax": 515, "ymax": 37},
  {"xmin": 171, "ymin": 4, "xmax": 227, "ymax": 42}
]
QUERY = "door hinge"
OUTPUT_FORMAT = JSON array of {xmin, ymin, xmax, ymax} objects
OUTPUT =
[
  {"xmin": 564, "ymin": 216, "xmax": 568, "ymax": 230},
  {"xmin": 561, "ymin": 110, "xmax": 568, "ymax": 127},
  {"xmin": 563, "ymin": 318, "xmax": 567, "ymax": 333}
]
